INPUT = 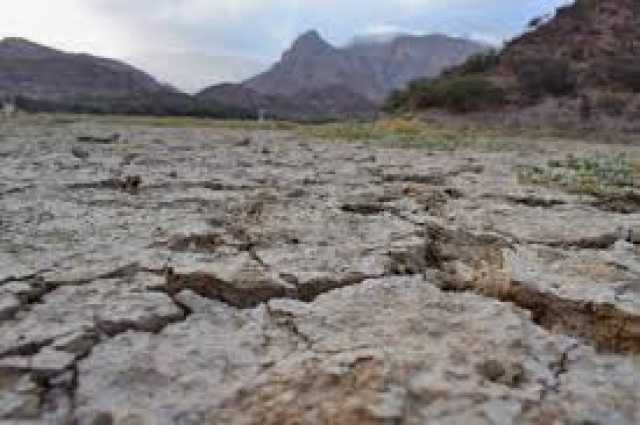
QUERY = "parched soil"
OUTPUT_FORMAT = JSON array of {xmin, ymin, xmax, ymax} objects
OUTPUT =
[{"xmin": 1, "ymin": 115, "xmax": 640, "ymax": 424}]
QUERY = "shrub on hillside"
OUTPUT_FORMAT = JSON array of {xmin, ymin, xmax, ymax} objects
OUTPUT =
[
  {"xmin": 516, "ymin": 56, "xmax": 577, "ymax": 99},
  {"xmin": 605, "ymin": 56, "xmax": 640, "ymax": 92},
  {"xmin": 384, "ymin": 78, "xmax": 432, "ymax": 112},
  {"xmin": 443, "ymin": 49, "xmax": 500, "ymax": 76},
  {"xmin": 386, "ymin": 76, "xmax": 506, "ymax": 113}
]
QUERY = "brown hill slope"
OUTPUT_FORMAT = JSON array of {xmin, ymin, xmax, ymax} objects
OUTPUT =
[
  {"xmin": 501, "ymin": 0, "xmax": 640, "ymax": 67},
  {"xmin": 390, "ymin": 0, "xmax": 640, "ymax": 122},
  {"xmin": 499, "ymin": 0, "xmax": 640, "ymax": 92},
  {"xmin": 0, "ymin": 38, "xmax": 256, "ymax": 117},
  {"xmin": 0, "ymin": 38, "xmax": 166, "ymax": 100}
]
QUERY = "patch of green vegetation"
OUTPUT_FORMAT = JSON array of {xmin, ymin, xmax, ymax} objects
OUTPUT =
[
  {"xmin": 296, "ymin": 119, "xmax": 514, "ymax": 152},
  {"xmin": 444, "ymin": 49, "xmax": 501, "ymax": 77},
  {"xmin": 517, "ymin": 153, "xmax": 639, "ymax": 196},
  {"xmin": 385, "ymin": 76, "xmax": 506, "ymax": 113}
]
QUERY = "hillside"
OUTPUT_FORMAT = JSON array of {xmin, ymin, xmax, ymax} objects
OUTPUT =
[
  {"xmin": 389, "ymin": 0, "xmax": 640, "ymax": 122},
  {"xmin": 500, "ymin": 0, "xmax": 640, "ymax": 77},
  {"xmin": 499, "ymin": 0, "xmax": 640, "ymax": 97},
  {"xmin": 0, "ymin": 38, "xmax": 166, "ymax": 99},
  {"xmin": 198, "ymin": 30, "xmax": 486, "ymax": 120},
  {"xmin": 0, "ymin": 38, "xmax": 248, "ymax": 117}
]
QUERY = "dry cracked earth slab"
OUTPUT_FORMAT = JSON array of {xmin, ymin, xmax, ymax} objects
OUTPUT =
[{"xmin": 1, "ymin": 116, "xmax": 640, "ymax": 424}]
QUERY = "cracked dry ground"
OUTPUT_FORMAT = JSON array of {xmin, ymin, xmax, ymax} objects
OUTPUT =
[{"xmin": 1, "ymin": 118, "xmax": 640, "ymax": 425}]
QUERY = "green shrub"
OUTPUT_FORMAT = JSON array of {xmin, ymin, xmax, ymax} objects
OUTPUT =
[
  {"xmin": 444, "ymin": 49, "xmax": 500, "ymax": 76},
  {"xmin": 383, "ymin": 78, "xmax": 434, "ymax": 112},
  {"xmin": 387, "ymin": 76, "xmax": 506, "ymax": 113},
  {"xmin": 516, "ymin": 56, "xmax": 577, "ymax": 98}
]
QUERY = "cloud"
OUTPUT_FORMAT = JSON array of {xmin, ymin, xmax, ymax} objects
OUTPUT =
[{"xmin": 1, "ymin": 0, "xmax": 572, "ymax": 91}]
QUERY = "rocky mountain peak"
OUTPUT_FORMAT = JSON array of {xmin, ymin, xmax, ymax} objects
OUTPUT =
[
  {"xmin": 243, "ymin": 29, "xmax": 486, "ymax": 107},
  {"xmin": 287, "ymin": 30, "xmax": 334, "ymax": 56}
]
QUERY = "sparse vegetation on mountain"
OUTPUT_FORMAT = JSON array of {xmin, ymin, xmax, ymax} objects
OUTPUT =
[
  {"xmin": 389, "ymin": 0, "xmax": 640, "ymax": 125},
  {"xmin": 386, "ymin": 76, "xmax": 505, "ymax": 113},
  {"xmin": 515, "ymin": 56, "xmax": 577, "ymax": 99},
  {"xmin": 386, "ymin": 75, "xmax": 507, "ymax": 113},
  {"xmin": 443, "ymin": 49, "xmax": 500, "ymax": 77}
]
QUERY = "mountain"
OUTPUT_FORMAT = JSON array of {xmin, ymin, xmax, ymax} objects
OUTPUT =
[
  {"xmin": 346, "ymin": 33, "xmax": 491, "ymax": 101},
  {"xmin": 246, "ymin": 30, "xmax": 486, "ymax": 104},
  {"xmin": 0, "ymin": 38, "xmax": 200, "ymax": 116},
  {"xmin": 0, "ymin": 37, "xmax": 164, "ymax": 98},
  {"xmin": 197, "ymin": 30, "xmax": 487, "ymax": 120}
]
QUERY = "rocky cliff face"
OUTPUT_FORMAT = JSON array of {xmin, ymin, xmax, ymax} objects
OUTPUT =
[{"xmin": 198, "ymin": 30, "xmax": 486, "ymax": 120}]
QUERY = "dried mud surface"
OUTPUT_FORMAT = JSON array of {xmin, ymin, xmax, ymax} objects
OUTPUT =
[{"xmin": 1, "ymin": 116, "xmax": 639, "ymax": 424}]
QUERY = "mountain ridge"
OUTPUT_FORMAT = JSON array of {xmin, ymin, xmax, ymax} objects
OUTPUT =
[
  {"xmin": 245, "ymin": 30, "xmax": 487, "ymax": 103},
  {"xmin": 0, "ymin": 31, "xmax": 486, "ymax": 120},
  {"xmin": 198, "ymin": 30, "xmax": 486, "ymax": 120},
  {"xmin": 0, "ymin": 36, "xmax": 192, "ymax": 116},
  {"xmin": 0, "ymin": 37, "xmax": 254, "ymax": 117}
]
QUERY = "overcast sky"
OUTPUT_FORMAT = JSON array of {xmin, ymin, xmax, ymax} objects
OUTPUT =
[{"xmin": 2, "ymin": 0, "xmax": 572, "ymax": 92}]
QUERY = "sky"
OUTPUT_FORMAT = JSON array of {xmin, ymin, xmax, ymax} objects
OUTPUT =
[{"xmin": 2, "ymin": 0, "xmax": 572, "ymax": 92}]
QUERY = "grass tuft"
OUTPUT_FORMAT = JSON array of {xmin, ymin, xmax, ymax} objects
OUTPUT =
[{"xmin": 516, "ymin": 153, "xmax": 638, "ymax": 196}]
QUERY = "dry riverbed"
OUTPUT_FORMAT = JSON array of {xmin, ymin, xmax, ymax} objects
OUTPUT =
[{"xmin": 1, "ymin": 115, "xmax": 640, "ymax": 424}]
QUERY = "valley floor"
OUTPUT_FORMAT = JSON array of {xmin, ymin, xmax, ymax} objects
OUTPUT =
[{"xmin": 1, "ymin": 114, "xmax": 640, "ymax": 424}]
